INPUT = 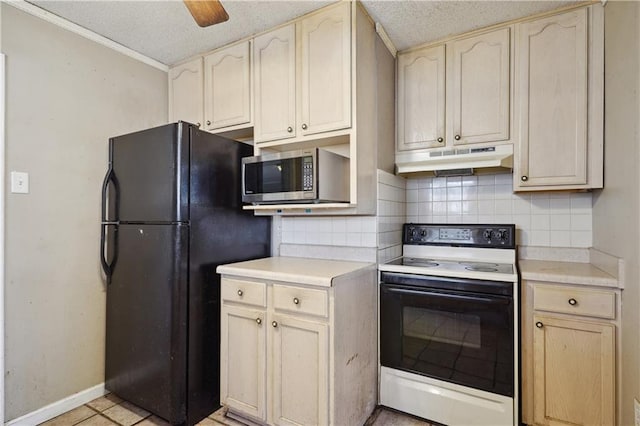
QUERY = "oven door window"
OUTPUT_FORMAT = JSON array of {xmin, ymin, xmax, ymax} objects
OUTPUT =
[{"xmin": 380, "ymin": 283, "xmax": 514, "ymax": 397}]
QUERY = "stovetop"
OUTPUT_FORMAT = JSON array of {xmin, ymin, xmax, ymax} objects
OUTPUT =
[
  {"xmin": 386, "ymin": 256, "xmax": 514, "ymax": 275},
  {"xmin": 379, "ymin": 223, "xmax": 518, "ymax": 282}
]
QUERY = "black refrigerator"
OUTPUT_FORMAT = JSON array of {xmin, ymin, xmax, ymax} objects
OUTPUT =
[{"xmin": 99, "ymin": 122, "xmax": 270, "ymax": 425}]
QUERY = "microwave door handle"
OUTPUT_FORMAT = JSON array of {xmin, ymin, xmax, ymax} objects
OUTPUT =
[{"xmin": 383, "ymin": 286, "xmax": 510, "ymax": 305}]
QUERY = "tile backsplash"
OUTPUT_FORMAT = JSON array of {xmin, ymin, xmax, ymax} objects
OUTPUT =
[
  {"xmin": 277, "ymin": 171, "xmax": 593, "ymax": 259},
  {"xmin": 406, "ymin": 173, "xmax": 593, "ymax": 247}
]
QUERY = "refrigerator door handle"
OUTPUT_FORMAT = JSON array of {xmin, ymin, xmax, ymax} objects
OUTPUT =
[{"xmin": 101, "ymin": 165, "xmax": 118, "ymax": 284}]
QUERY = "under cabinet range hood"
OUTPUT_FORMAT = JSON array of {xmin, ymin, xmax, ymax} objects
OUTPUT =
[{"xmin": 396, "ymin": 144, "xmax": 514, "ymax": 176}]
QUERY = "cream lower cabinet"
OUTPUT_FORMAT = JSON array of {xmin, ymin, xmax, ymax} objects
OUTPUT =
[
  {"xmin": 219, "ymin": 265, "xmax": 376, "ymax": 426},
  {"xmin": 522, "ymin": 281, "xmax": 618, "ymax": 426}
]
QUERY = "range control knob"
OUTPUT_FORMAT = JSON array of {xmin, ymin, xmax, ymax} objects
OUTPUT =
[
  {"xmin": 408, "ymin": 227, "xmax": 417, "ymax": 239},
  {"xmin": 483, "ymin": 229, "xmax": 493, "ymax": 240},
  {"xmin": 496, "ymin": 229, "xmax": 508, "ymax": 241},
  {"xmin": 420, "ymin": 229, "xmax": 427, "ymax": 237}
]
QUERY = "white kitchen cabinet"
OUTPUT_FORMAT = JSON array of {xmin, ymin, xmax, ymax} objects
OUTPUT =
[
  {"xmin": 396, "ymin": 27, "xmax": 511, "ymax": 152},
  {"xmin": 270, "ymin": 313, "xmax": 329, "ymax": 426},
  {"xmin": 203, "ymin": 40, "xmax": 252, "ymax": 131},
  {"xmin": 253, "ymin": 25, "xmax": 296, "ymax": 143},
  {"xmin": 396, "ymin": 45, "xmax": 445, "ymax": 151},
  {"xmin": 168, "ymin": 57, "xmax": 204, "ymax": 127},
  {"xmin": 217, "ymin": 257, "xmax": 377, "ymax": 426},
  {"xmin": 253, "ymin": 3, "xmax": 351, "ymax": 144},
  {"xmin": 299, "ymin": 2, "xmax": 351, "ymax": 137},
  {"xmin": 514, "ymin": 5, "xmax": 603, "ymax": 191},
  {"xmin": 521, "ymin": 278, "xmax": 618, "ymax": 426},
  {"xmin": 220, "ymin": 303, "xmax": 266, "ymax": 421},
  {"xmin": 449, "ymin": 27, "xmax": 510, "ymax": 146}
]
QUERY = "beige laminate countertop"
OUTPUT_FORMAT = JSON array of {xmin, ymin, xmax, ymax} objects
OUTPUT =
[
  {"xmin": 216, "ymin": 256, "xmax": 374, "ymax": 287},
  {"xmin": 519, "ymin": 259, "xmax": 619, "ymax": 288}
]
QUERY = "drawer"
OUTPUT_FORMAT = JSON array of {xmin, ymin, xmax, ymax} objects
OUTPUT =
[
  {"xmin": 221, "ymin": 278, "xmax": 266, "ymax": 307},
  {"xmin": 533, "ymin": 283, "xmax": 616, "ymax": 320},
  {"xmin": 273, "ymin": 284, "xmax": 329, "ymax": 318}
]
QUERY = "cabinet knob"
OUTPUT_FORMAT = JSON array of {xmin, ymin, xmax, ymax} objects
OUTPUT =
[
  {"xmin": 454, "ymin": 135, "xmax": 461, "ymax": 140},
  {"xmin": 287, "ymin": 127, "xmax": 293, "ymax": 133},
  {"xmin": 301, "ymin": 124, "xmax": 308, "ymax": 130},
  {"xmin": 206, "ymin": 120, "xmax": 211, "ymax": 126},
  {"xmin": 196, "ymin": 122, "xmax": 201, "ymax": 128},
  {"xmin": 521, "ymin": 175, "xmax": 529, "ymax": 182},
  {"xmin": 256, "ymin": 318, "xmax": 262, "ymax": 325},
  {"xmin": 437, "ymin": 137, "xmax": 444, "ymax": 143},
  {"xmin": 293, "ymin": 297, "xmax": 300, "ymax": 305},
  {"xmin": 535, "ymin": 321, "xmax": 543, "ymax": 329},
  {"xmin": 568, "ymin": 298, "xmax": 578, "ymax": 306},
  {"xmin": 237, "ymin": 289, "xmax": 243, "ymax": 297},
  {"xmin": 272, "ymin": 321, "xmax": 278, "ymax": 328}
]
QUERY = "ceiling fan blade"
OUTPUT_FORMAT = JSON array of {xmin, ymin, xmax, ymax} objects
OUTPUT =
[{"xmin": 184, "ymin": 0, "xmax": 229, "ymax": 27}]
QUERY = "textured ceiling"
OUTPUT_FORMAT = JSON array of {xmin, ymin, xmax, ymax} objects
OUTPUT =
[{"xmin": 26, "ymin": 0, "xmax": 583, "ymax": 66}]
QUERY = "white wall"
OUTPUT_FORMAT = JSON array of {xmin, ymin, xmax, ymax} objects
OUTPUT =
[
  {"xmin": 1, "ymin": 4, "xmax": 167, "ymax": 420},
  {"xmin": 592, "ymin": 2, "xmax": 640, "ymax": 424}
]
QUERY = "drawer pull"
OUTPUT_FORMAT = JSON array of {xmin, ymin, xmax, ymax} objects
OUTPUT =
[
  {"xmin": 536, "ymin": 321, "xmax": 543, "ymax": 329},
  {"xmin": 237, "ymin": 289, "xmax": 243, "ymax": 297},
  {"xmin": 272, "ymin": 321, "xmax": 278, "ymax": 328},
  {"xmin": 568, "ymin": 298, "xmax": 577, "ymax": 306},
  {"xmin": 293, "ymin": 297, "xmax": 300, "ymax": 305},
  {"xmin": 256, "ymin": 318, "xmax": 262, "ymax": 325}
]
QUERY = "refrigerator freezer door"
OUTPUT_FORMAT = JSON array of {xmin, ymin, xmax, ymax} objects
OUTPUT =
[
  {"xmin": 109, "ymin": 123, "xmax": 190, "ymax": 223},
  {"xmin": 105, "ymin": 223, "xmax": 189, "ymax": 424}
]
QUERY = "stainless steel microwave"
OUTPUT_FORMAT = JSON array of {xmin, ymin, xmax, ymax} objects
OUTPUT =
[{"xmin": 242, "ymin": 148, "xmax": 350, "ymax": 204}]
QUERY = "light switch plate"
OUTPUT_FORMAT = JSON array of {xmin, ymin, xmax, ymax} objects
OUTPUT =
[
  {"xmin": 634, "ymin": 398, "xmax": 640, "ymax": 426},
  {"xmin": 10, "ymin": 171, "xmax": 29, "ymax": 194}
]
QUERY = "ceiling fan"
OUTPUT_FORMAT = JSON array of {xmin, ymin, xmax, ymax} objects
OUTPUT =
[{"xmin": 183, "ymin": 0, "xmax": 229, "ymax": 27}]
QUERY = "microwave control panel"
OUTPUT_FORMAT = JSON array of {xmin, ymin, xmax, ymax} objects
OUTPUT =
[{"xmin": 303, "ymin": 156, "xmax": 313, "ymax": 191}]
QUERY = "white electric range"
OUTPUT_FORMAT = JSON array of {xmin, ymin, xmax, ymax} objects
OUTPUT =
[{"xmin": 378, "ymin": 223, "xmax": 519, "ymax": 426}]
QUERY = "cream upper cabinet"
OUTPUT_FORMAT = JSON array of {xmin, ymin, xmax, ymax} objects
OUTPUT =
[
  {"xmin": 397, "ymin": 27, "xmax": 511, "ymax": 152},
  {"xmin": 532, "ymin": 315, "xmax": 615, "ymax": 426},
  {"xmin": 203, "ymin": 40, "xmax": 252, "ymax": 131},
  {"xmin": 254, "ymin": 3, "xmax": 351, "ymax": 143},
  {"xmin": 449, "ymin": 28, "xmax": 510, "ymax": 146},
  {"xmin": 168, "ymin": 58, "xmax": 204, "ymax": 127},
  {"xmin": 299, "ymin": 2, "xmax": 351, "ymax": 137},
  {"xmin": 270, "ymin": 313, "xmax": 329, "ymax": 426},
  {"xmin": 253, "ymin": 25, "xmax": 296, "ymax": 143},
  {"xmin": 514, "ymin": 6, "xmax": 603, "ymax": 191},
  {"xmin": 396, "ymin": 45, "xmax": 446, "ymax": 151}
]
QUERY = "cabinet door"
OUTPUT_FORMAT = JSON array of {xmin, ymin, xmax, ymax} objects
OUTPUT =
[
  {"xmin": 254, "ymin": 25, "xmax": 296, "ymax": 143},
  {"xmin": 168, "ymin": 58, "xmax": 203, "ymax": 127},
  {"xmin": 220, "ymin": 304, "xmax": 266, "ymax": 421},
  {"xmin": 299, "ymin": 3, "xmax": 351, "ymax": 137},
  {"xmin": 397, "ymin": 45, "xmax": 446, "ymax": 151},
  {"xmin": 516, "ymin": 9, "xmax": 588, "ymax": 188},
  {"xmin": 533, "ymin": 315, "xmax": 614, "ymax": 426},
  {"xmin": 204, "ymin": 41, "xmax": 252, "ymax": 131},
  {"xmin": 270, "ymin": 314, "xmax": 329, "ymax": 426},
  {"xmin": 450, "ymin": 28, "xmax": 510, "ymax": 146}
]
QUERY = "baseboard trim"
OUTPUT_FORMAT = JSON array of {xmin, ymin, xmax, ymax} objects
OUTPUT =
[{"xmin": 6, "ymin": 383, "xmax": 106, "ymax": 426}]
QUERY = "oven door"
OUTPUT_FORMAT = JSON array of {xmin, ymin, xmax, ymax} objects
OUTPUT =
[{"xmin": 380, "ymin": 272, "xmax": 514, "ymax": 397}]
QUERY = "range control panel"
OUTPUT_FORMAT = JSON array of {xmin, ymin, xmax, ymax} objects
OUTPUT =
[{"xmin": 403, "ymin": 224, "xmax": 516, "ymax": 248}]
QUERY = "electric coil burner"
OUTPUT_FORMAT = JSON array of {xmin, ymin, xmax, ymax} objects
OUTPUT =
[{"xmin": 378, "ymin": 223, "xmax": 519, "ymax": 426}]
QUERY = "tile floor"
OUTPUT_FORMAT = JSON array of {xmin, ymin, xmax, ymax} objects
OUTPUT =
[{"xmin": 38, "ymin": 393, "xmax": 436, "ymax": 426}]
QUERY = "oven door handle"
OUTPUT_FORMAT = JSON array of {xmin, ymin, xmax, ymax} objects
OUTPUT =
[{"xmin": 383, "ymin": 285, "xmax": 510, "ymax": 305}]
